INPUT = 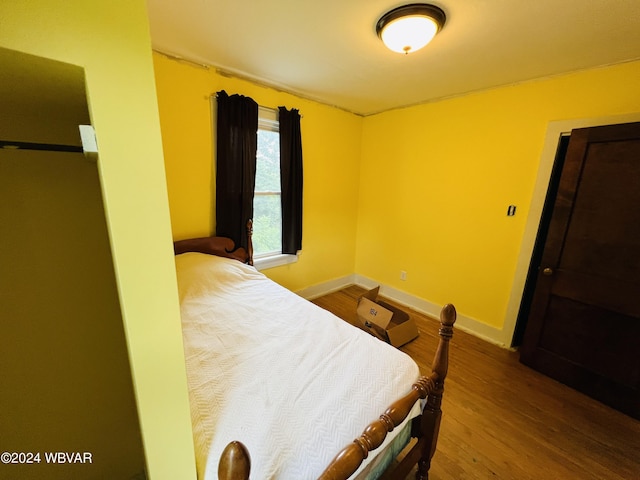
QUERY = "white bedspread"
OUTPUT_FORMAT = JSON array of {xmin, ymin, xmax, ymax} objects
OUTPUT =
[{"xmin": 175, "ymin": 253, "xmax": 421, "ymax": 479}]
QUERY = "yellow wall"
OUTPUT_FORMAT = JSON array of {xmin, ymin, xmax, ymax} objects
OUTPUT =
[
  {"xmin": 358, "ymin": 61, "xmax": 640, "ymax": 331},
  {"xmin": 154, "ymin": 53, "xmax": 362, "ymax": 291},
  {"xmin": 1, "ymin": 149, "xmax": 146, "ymax": 480},
  {"xmin": 0, "ymin": 2, "xmax": 196, "ymax": 479},
  {"xmin": 156, "ymin": 48, "xmax": 640, "ymax": 339}
]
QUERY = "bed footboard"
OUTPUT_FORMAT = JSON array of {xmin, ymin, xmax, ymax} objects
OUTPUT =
[
  {"xmin": 319, "ymin": 303, "xmax": 456, "ymax": 480},
  {"xmin": 217, "ymin": 303, "xmax": 456, "ymax": 480}
]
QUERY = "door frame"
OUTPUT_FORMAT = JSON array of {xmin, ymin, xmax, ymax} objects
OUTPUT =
[{"xmin": 502, "ymin": 112, "xmax": 640, "ymax": 347}]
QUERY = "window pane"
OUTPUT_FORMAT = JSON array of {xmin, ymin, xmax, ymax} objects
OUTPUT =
[
  {"xmin": 253, "ymin": 194, "xmax": 281, "ymax": 256},
  {"xmin": 254, "ymin": 123, "xmax": 282, "ymax": 257},
  {"xmin": 256, "ymin": 129, "xmax": 280, "ymax": 192}
]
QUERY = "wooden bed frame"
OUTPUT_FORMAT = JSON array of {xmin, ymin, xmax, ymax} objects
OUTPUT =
[
  {"xmin": 174, "ymin": 224, "xmax": 456, "ymax": 480},
  {"xmin": 174, "ymin": 220, "xmax": 254, "ymax": 265}
]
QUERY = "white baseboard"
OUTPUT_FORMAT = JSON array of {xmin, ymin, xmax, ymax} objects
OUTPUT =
[
  {"xmin": 295, "ymin": 274, "xmax": 357, "ymax": 300},
  {"xmin": 296, "ymin": 274, "xmax": 508, "ymax": 348}
]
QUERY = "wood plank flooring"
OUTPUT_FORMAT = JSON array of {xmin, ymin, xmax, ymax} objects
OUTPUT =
[{"xmin": 311, "ymin": 285, "xmax": 640, "ymax": 480}]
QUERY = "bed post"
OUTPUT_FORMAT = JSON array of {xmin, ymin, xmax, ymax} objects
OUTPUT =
[
  {"xmin": 218, "ymin": 441, "xmax": 251, "ymax": 480},
  {"xmin": 246, "ymin": 219, "xmax": 254, "ymax": 266},
  {"xmin": 415, "ymin": 303, "xmax": 456, "ymax": 480}
]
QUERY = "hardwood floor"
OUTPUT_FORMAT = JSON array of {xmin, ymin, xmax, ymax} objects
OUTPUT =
[{"xmin": 312, "ymin": 286, "xmax": 640, "ymax": 480}]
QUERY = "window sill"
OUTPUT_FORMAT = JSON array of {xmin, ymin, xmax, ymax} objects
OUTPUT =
[{"xmin": 253, "ymin": 253, "xmax": 298, "ymax": 271}]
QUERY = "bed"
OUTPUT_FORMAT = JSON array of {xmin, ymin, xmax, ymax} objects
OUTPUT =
[{"xmin": 174, "ymin": 233, "xmax": 456, "ymax": 480}]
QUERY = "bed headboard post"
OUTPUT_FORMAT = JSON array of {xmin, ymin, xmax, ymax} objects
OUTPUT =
[
  {"xmin": 415, "ymin": 303, "xmax": 456, "ymax": 479},
  {"xmin": 246, "ymin": 219, "xmax": 254, "ymax": 266}
]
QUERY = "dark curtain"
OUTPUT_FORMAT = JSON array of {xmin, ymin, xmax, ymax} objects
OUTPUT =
[
  {"xmin": 215, "ymin": 90, "xmax": 258, "ymax": 250},
  {"xmin": 278, "ymin": 106, "xmax": 303, "ymax": 254}
]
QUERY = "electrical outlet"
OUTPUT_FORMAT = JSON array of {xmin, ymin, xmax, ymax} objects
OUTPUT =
[{"xmin": 400, "ymin": 270, "xmax": 407, "ymax": 281}]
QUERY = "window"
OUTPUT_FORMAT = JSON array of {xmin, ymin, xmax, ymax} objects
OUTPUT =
[
  {"xmin": 253, "ymin": 107, "xmax": 282, "ymax": 259},
  {"xmin": 214, "ymin": 93, "xmax": 302, "ymax": 270},
  {"xmin": 252, "ymin": 107, "xmax": 300, "ymax": 269}
]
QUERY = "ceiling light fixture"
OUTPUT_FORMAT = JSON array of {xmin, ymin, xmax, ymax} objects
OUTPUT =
[{"xmin": 376, "ymin": 3, "xmax": 446, "ymax": 54}]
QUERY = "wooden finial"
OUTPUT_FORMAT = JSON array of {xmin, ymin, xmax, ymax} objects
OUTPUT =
[{"xmin": 218, "ymin": 441, "xmax": 251, "ymax": 480}]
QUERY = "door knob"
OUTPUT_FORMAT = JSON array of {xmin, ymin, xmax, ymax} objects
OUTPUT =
[{"xmin": 542, "ymin": 267, "xmax": 553, "ymax": 276}]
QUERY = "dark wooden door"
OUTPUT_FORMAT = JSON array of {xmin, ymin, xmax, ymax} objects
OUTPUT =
[{"xmin": 520, "ymin": 121, "xmax": 640, "ymax": 419}]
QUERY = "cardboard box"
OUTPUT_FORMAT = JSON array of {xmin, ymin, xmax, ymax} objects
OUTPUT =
[{"xmin": 356, "ymin": 287, "xmax": 419, "ymax": 347}]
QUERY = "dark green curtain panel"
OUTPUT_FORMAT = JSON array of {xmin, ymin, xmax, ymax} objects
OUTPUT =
[
  {"xmin": 216, "ymin": 90, "xmax": 258, "ymax": 250},
  {"xmin": 278, "ymin": 107, "xmax": 303, "ymax": 254}
]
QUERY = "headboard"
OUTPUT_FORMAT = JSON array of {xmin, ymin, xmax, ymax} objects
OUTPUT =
[{"xmin": 173, "ymin": 220, "xmax": 254, "ymax": 265}]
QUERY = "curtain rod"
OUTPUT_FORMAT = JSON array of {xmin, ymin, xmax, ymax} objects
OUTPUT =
[
  {"xmin": 211, "ymin": 93, "xmax": 304, "ymax": 118},
  {"xmin": 0, "ymin": 140, "xmax": 83, "ymax": 153},
  {"xmin": 259, "ymin": 105, "xmax": 277, "ymax": 114}
]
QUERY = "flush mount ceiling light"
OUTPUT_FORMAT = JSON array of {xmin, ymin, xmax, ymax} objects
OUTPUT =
[{"xmin": 376, "ymin": 3, "xmax": 446, "ymax": 54}]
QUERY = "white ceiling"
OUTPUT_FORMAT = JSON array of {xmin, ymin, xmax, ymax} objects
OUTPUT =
[{"xmin": 147, "ymin": 0, "xmax": 640, "ymax": 116}]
